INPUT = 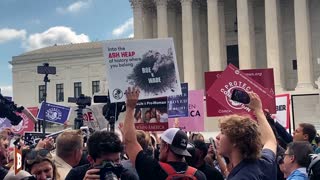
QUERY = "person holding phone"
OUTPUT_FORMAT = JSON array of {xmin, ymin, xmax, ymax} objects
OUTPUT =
[{"xmin": 215, "ymin": 92, "xmax": 277, "ymax": 180}]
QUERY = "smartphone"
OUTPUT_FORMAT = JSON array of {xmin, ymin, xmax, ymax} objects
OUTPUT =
[{"xmin": 231, "ymin": 89, "xmax": 250, "ymax": 104}]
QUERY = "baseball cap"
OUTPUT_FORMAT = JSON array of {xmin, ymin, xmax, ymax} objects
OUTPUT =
[{"xmin": 160, "ymin": 128, "xmax": 191, "ymax": 157}]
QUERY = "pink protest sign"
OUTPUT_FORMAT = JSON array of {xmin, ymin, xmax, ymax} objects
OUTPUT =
[
  {"xmin": 206, "ymin": 64, "xmax": 276, "ymax": 116},
  {"xmin": 168, "ymin": 90, "xmax": 204, "ymax": 131}
]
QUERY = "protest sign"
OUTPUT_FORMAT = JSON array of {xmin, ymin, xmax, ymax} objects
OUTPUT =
[
  {"xmin": 167, "ymin": 83, "xmax": 188, "ymax": 118},
  {"xmin": 134, "ymin": 97, "xmax": 168, "ymax": 131},
  {"xmin": 103, "ymin": 38, "xmax": 182, "ymax": 103},
  {"xmin": 0, "ymin": 107, "xmax": 37, "ymax": 134},
  {"xmin": 37, "ymin": 102, "xmax": 71, "ymax": 125},
  {"xmin": 206, "ymin": 64, "xmax": 276, "ymax": 116},
  {"xmin": 168, "ymin": 90, "xmax": 204, "ymax": 131},
  {"xmin": 272, "ymin": 94, "xmax": 290, "ymax": 129},
  {"xmin": 82, "ymin": 108, "xmax": 102, "ymax": 131},
  {"xmin": 24, "ymin": 132, "xmax": 50, "ymax": 146}
]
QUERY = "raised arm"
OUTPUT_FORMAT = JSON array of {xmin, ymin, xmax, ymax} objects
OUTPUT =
[
  {"xmin": 248, "ymin": 92, "xmax": 277, "ymax": 154},
  {"xmin": 123, "ymin": 87, "xmax": 143, "ymax": 165}
]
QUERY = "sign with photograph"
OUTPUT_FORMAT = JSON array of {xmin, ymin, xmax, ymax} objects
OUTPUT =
[
  {"xmin": 103, "ymin": 38, "xmax": 182, "ymax": 103},
  {"xmin": 134, "ymin": 97, "xmax": 168, "ymax": 131}
]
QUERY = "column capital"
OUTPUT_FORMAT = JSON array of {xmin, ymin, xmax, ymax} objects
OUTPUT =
[
  {"xmin": 154, "ymin": 0, "xmax": 168, "ymax": 7},
  {"xmin": 130, "ymin": 0, "xmax": 143, "ymax": 8}
]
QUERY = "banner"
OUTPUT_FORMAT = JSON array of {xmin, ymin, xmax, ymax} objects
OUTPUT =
[
  {"xmin": 168, "ymin": 90, "xmax": 204, "ymax": 131},
  {"xmin": 206, "ymin": 64, "xmax": 276, "ymax": 116},
  {"xmin": 103, "ymin": 38, "xmax": 182, "ymax": 103},
  {"xmin": 272, "ymin": 94, "xmax": 290, "ymax": 129},
  {"xmin": 0, "ymin": 107, "xmax": 37, "ymax": 134},
  {"xmin": 37, "ymin": 102, "xmax": 71, "ymax": 125},
  {"xmin": 167, "ymin": 83, "xmax": 188, "ymax": 118},
  {"xmin": 134, "ymin": 97, "xmax": 168, "ymax": 131}
]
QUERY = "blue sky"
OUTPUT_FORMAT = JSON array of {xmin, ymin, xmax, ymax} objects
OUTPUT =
[{"xmin": 0, "ymin": 0, "xmax": 133, "ymax": 96}]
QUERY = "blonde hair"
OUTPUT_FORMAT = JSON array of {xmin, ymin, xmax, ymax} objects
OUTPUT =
[
  {"xmin": 56, "ymin": 130, "xmax": 83, "ymax": 159},
  {"xmin": 219, "ymin": 115, "xmax": 262, "ymax": 160}
]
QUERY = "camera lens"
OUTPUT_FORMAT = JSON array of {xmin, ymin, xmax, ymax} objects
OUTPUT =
[{"xmin": 104, "ymin": 171, "xmax": 118, "ymax": 180}]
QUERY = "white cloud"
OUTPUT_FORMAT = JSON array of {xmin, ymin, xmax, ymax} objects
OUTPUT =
[
  {"xmin": 0, "ymin": 28, "xmax": 26, "ymax": 44},
  {"xmin": 112, "ymin": 17, "xmax": 133, "ymax": 37},
  {"xmin": 24, "ymin": 26, "xmax": 90, "ymax": 50},
  {"xmin": 57, "ymin": 0, "xmax": 91, "ymax": 14},
  {"xmin": 128, "ymin": 33, "xmax": 134, "ymax": 38},
  {"xmin": 8, "ymin": 64, "xmax": 12, "ymax": 69},
  {"xmin": 0, "ymin": 86, "xmax": 13, "ymax": 97}
]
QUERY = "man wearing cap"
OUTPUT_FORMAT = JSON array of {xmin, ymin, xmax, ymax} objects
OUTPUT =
[{"xmin": 123, "ymin": 87, "xmax": 206, "ymax": 180}]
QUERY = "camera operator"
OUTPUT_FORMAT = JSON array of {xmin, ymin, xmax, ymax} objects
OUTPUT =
[{"xmin": 65, "ymin": 130, "xmax": 138, "ymax": 180}]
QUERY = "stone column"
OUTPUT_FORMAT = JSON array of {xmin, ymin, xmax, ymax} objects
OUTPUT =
[
  {"xmin": 265, "ymin": 0, "xmax": 284, "ymax": 92},
  {"xmin": 168, "ymin": 3, "xmax": 177, "ymax": 45},
  {"xmin": 180, "ymin": 0, "xmax": 196, "ymax": 89},
  {"xmin": 237, "ymin": 0, "xmax": 256, "ymax": 69},
  {"xmin": 176, "ymin": 9, "xmax": 184, "ymax": 81},
  {"xmin": 130, "ymin": 0, "xmax": 144, "ymax": 39},
  {"xmin": 207, "ymin": 0, "xmax": 226, "ymax": 71},
  {"xmin": 156, "ymin": 0, "xmax": 168, "ymax": 38},
  {"xmin": 193, "ymin": 1, "xmax": 202, "ymax": 89},
  {"xmin": 143, "ymin": 4, "xmax": 154, "ymax": 39},
  {"xmin": 294, "ymin": 0, "xmax": 314, "ymax": 89}
]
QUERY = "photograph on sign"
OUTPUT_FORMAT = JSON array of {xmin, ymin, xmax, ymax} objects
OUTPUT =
[
  {"xmin": 206, "ymin": 64, "xmax": 276, "ymax": 117},
  {"xmin": 167, "ymin": 83, "xmax": 188, "ymax": 118},
  {"xmin": 205, "ymin": 66, "xmax": 276, "ymax": 117},
  {"xmin": 168, "ymin": 90, "xmax": 204, "ymax": 131},
  {"xmin": 103, "ymin": 38, "xmax": 182, "ymax": 103},
  {"xmin": 134, "ymin": 97, "xmax": 168, "ymax": 131}
]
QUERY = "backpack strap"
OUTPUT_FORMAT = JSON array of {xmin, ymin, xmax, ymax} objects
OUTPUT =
[
  {"xmin": 159, "ymin": 162, "xmax": 177, "ymax": 175},
  {"xmin": 185, "ymin": 166, "xmax": 197, "ymax": 176}
]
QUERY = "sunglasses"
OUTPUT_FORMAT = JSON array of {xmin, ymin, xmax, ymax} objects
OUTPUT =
[{"xmin": 25, "ymin": 149, "xmax": 52, "ymax": 165}]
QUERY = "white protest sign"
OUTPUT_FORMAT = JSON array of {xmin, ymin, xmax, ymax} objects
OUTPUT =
[
  {"xmin": 272, "ymin": 94, "xmax": 290, "ymax": 129},
  {"xmin": 103, "ymin": 38, "xmax": 182, "ymax": 103}
]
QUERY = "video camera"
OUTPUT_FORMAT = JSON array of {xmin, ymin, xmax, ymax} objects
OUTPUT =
[
  {"xmin": 95, "ymin": 161, "xmax": 124, "ymax": 180},
  {"xmin": 68, "ymin": 94, "xmax": 91, "ymax": 107},
  {"xmin": 0, "ymin": 93, "xmax": 23, "ymax": 125}
]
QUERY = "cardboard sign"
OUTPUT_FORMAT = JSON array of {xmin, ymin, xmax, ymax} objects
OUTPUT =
[
  {"xmin": 134, "ymin": 97, "xmax": 168, "ymax": 131},
  {"xmin": 37, "ymin": 102, "xmax": 71, "ymax": 125},
  {"xmin": 82, "ymin": 108, "xmax": 102, "ymax": 131},
  {"xmin": 168, "ymin": 83, "xmax": 188, "ymax": 118},
  {"xmin": 168, "ymin": 90, "xmax": 204, "ymax": 131},
  {"xmin": 103, "ymin": 38, "xmax": 182, "ymax": 103},
  {"xmin": 14, "ymin": 147, "xmax": 22, "ymax": 175},
  {"xmin": 206, "ymin": 64, "xmax": 276, "ymax": 116},
  {"xmin": 272, "ymin": 94, "xmax": 290, "ymax": 129}
]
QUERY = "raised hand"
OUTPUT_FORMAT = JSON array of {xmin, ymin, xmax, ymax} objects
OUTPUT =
[{"xmin": 125, "ymin": 87, "xmax": 140, "ymax": 110}]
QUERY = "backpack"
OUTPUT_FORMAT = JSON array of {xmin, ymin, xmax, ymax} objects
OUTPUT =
[
  {"xmin": 159, "ymin": 162, "xmax": 198, "ymax": 180},
  {"xmin": 307, "ymin": 154, "xmax": 320, "ymax": 180}
]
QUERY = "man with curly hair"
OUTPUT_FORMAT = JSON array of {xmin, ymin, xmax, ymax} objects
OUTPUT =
[{"xmin": 215, "ymin": 92, "xmax": 277, "ymax": 180}]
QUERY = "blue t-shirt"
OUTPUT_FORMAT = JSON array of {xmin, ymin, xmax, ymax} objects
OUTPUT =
[{"xmin": 227, "ymin": 149, "xmax": 276, "ymax": 180}]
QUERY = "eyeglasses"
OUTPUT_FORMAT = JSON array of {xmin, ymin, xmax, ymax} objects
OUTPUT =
[{"xmin": 25, "ymin": 149, "xmax": 52, "ymax": 165}]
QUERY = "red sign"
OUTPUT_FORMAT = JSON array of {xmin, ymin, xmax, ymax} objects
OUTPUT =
[
  {"xmin": 11, "ymin": 107, "xmax": 37, "ymax": 135},
  {"xmin": 14, "ymin": 147, "xmax": 22, "ymax": 175},
  {"xmin": 205, "ymin": 64, "xmax": 276, "ymax": 117},
  {"xmin": 135, "ymin": 122, "xmax": 168, "ymax": 131}
]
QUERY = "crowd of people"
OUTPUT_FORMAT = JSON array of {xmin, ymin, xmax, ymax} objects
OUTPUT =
[{"xmin": 0, "ymin": 87, "xmax": 319, "ymax": 180}]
